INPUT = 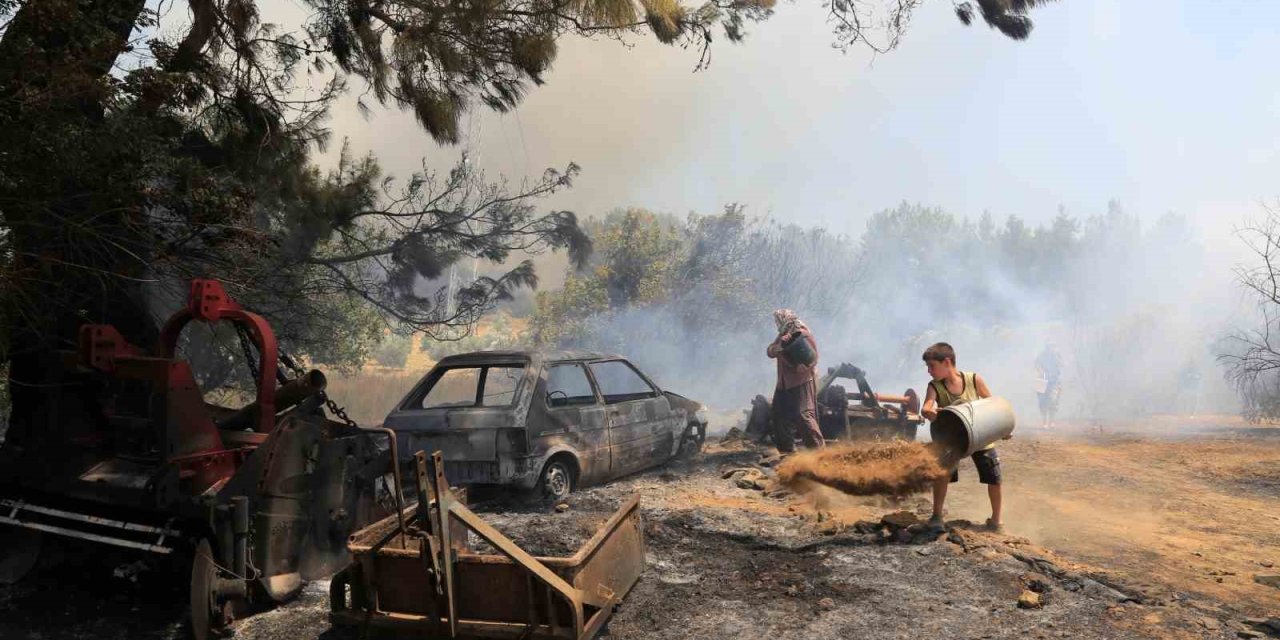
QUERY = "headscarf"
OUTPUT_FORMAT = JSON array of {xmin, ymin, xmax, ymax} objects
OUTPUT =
[{"xmin": 773, "ymin": 309, "xmax": 806, "ymax": 336}]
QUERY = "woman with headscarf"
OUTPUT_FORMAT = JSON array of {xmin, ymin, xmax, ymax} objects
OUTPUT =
[{"xmin": 766, "ymin": 309, "xmax": 824, "ymax": 452}]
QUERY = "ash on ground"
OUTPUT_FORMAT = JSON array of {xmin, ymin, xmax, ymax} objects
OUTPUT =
[{"xmin": 1, "ymin": 437, "xmax": 1264, "ymax": 640}]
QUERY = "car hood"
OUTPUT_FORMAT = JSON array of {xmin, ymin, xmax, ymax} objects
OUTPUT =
[{"xmin": 663, "ymin": 391, "xmax": 704, "ymax": 417}]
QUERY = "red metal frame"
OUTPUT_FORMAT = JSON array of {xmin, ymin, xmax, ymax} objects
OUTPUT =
[
  {"xmin": 77, "ymin": 325, "xmax": 143, "ymax": 373},
  {"xmin": 73, "ymin": 279, "xmax": 285, "ymax": 495},
  {"xmin": 158, "ymin": 280, "xmax": 278, "ymax": 434}
]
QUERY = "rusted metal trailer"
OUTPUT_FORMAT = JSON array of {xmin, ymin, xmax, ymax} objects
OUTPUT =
[{"xmin": 331, "ymin": 451, "xmax": 645, "ymax": 639}]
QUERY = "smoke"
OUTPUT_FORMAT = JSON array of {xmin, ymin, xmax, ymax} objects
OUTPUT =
[{"xmin": 552, "ymin": 202, "xmax": 1244, "ymax": 427}]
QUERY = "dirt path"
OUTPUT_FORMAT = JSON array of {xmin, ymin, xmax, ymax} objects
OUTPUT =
[{"xmin": 936, "ymin": 416, "xmax": 1280, "ymax": 615}]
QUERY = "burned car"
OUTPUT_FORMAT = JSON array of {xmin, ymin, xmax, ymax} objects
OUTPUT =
[{"xmin": 383, "ymin": 351, "xmax": 707, "ymax": 500}]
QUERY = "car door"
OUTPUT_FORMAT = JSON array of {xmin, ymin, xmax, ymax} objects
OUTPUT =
[
  {"xmin": 383, "ymin": 359, "xmax": 529, "ymax": 485},
  {"xmin": 538, "ymin": 362, "xmax": 611, "ymax": 484},
  {"xmin": 587, "ymin": 359, "xmax": 675, "ymax": 477}
]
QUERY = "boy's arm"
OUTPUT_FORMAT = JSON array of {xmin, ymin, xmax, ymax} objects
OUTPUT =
[
  {"xmin": 921, "ymin": 384, "xmax": 938, "ymax": 420},
  {"xmin": 975, "ymin": 374, "xmax": 993, "ymax": 399}
]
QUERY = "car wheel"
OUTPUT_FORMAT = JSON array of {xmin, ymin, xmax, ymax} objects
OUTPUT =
[
  {"xmin": 539, "ymin": 459, "xmax": 574, "ymax": 501},
  {"xmin": 677, "ymin": 421, "xmax": 706, "ymax": 457}
]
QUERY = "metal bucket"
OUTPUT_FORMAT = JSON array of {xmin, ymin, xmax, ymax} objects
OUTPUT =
[{"xmin": 930, "ymin": 397, "xmax": 1016, "ymax": 464}]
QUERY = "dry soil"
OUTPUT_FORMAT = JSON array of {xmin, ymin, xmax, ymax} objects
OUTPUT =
[{"xmin": 2, "ymin": 415, "xmax": 1278, "ymax": 639}]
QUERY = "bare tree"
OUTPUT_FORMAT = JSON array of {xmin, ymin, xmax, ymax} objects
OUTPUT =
[{"xmin": 1219, "ymin": 204, "xmax": 1280, "ymax": 420}]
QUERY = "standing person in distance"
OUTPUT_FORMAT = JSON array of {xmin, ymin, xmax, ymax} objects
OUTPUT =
[{"xmin": 1034, "ymin": 340, "xmax": 1063, "ymax": 429}]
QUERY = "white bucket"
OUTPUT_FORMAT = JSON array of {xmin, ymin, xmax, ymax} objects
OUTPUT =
[{"xmin": 930, "ymin": 396, "xmax": 1016, "ymax": 463}]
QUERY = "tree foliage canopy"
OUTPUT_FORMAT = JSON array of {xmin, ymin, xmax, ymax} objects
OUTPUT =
[
  {"xmin": 0, "ymin": 0, "xmax": 1054, "ymax": 430},
  {"xmin": 0, "ymin": 0, "xmax": 1054, "ymax": 355}
]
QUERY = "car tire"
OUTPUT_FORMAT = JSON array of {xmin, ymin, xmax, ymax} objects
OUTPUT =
[
  {"xmin": 677, "ymin": 421, "xmax": 706, "ymax": 458},
  {"xmin": 538, "ymin": 458, "xmax": 575, "ymax": 501}
]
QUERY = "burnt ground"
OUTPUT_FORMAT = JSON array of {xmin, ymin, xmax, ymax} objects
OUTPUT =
[{"xmin": 4, "ymin": 418, "xmax": 1280, "ymax": 639}]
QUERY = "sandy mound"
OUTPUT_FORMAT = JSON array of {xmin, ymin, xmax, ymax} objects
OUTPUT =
[{"xmin": 777, "ymin": 441, "xmax": 947, "ymax": 497}]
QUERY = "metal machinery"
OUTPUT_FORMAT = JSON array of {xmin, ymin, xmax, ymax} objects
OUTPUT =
[
  {"xmin": 331, "ymin": 451, "xmax": 646, "ymax": 640},
  {"xmin": 745, "ymin": 363, "xmax": 923, "ymax": 443},
  {"xmin": 0, "ymin": 280, "xmax": 390, "ymax": 639},
  {"xmin": 816, "ymin": 363, "xmax": 924, "ymax": 442}
]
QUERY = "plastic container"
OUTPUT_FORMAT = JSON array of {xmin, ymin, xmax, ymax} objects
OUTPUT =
[{"xmin": 781, "ymin": 331, "xmax": 817, "ymax": 366}]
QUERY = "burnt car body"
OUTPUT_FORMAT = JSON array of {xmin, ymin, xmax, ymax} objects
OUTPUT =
[{"xmin": 383, "ymin": 351, "xmax": 707, "ymax": 499}]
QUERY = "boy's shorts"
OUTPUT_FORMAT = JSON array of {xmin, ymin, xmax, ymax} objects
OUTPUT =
[{"xmin": 949, "ymin": 448, "xmax": 1002, "ymax": 485}]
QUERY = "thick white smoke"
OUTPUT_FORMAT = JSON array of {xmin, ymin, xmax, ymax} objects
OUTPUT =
[{"xmin": 564, "ymin": 203, "xmax": 1243, "ymax": 426}]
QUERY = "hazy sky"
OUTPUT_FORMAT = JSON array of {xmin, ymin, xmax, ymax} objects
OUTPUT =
[{"xmin": 306, "ymin": 0, "xmax": 1279, "ymax": 253}]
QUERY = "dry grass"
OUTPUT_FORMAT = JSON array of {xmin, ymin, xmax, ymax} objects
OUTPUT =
[
  {"xmin": 777, "ymin": 441, "xmax": 947, "ymax": 497},
  {"xmin": 323, "ymin": 369, "xmax": 422, "ymax": 427}
]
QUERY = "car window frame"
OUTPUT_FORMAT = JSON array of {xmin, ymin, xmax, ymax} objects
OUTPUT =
[
  {"xmin": 584, "ymin": 359, "xmax": 660, "ymax": 405},
  {"xmin": 542, "ymin": 361, "xmax": 602, "ymax": 409},
  {"xmin": 477, "ymin": 365, "xmax": 524, "ymax": 407},
  {"xmin": 403, "ymin": 362, "xmax": 528, "ymax": 411}
]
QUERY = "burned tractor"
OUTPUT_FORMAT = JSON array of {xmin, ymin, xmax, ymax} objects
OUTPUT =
[
  {"xmin": 0, "ymin": 280, "xmax": 390, "ymax": 639},
  {"xmin": 815, "ymin": 363, "xmax": 923, "ymax": 442},
  {"xmin": 746, "ymin": 362, "xmax": 924, "ymax": 444}
]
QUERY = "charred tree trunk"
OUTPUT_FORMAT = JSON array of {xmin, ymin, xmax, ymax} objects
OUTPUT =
[{"xmin": 0, "ymin": 0, "xmax": 153, "ymax": 446}]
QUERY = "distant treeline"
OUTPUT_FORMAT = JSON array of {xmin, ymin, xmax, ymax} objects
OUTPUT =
[
  {"xmin": 530, "ymin": 200, "xmax": 1200, "ymax": 344},
  {"xmin": 523, "ymin": 201, "xmax": 1219, "ymax": 416}
]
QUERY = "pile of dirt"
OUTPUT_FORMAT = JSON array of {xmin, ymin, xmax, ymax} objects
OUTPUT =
[{"xmin": 777, "ymin": 441, "xmax": 946, "ymax": 497}]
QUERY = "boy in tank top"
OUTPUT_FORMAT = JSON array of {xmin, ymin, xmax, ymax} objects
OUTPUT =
[{"xmin": 921, "ymin": 342, "xmax": 1004, "ymax": 532}]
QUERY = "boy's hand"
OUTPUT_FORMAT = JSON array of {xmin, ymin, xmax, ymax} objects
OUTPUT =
[{"xmin": 922, "ymin": 408, "xmax": 938, "ymax": 420}]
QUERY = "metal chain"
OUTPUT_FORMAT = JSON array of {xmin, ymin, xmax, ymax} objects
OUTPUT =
[
  {"xmin": 276, "ymin": 342, "xmax": 359, "ymax": 429},
  {"xmin": 274, "ymin": 343, "xmax": 386, "ymax": 514},
  {"xmin": 322, "ymin": 391, "xmax": 359, "ymax": 429},
  {"xmin": 277, "ymin": 350, "xmax": 306, "ymax": 379},
  {"xmin": 235, "ymin": 324, "xmax": 260, "ymax": 382}
]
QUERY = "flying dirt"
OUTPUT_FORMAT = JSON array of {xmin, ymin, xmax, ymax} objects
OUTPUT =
[{"xmin": 776, "ymin": 441, "xmax": 946, "ymax": 497}]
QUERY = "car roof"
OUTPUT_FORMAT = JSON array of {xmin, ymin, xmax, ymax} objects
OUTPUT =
[{"xmin": 434, "ymin": 350, "xmax": 625, "ymax": 366}]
